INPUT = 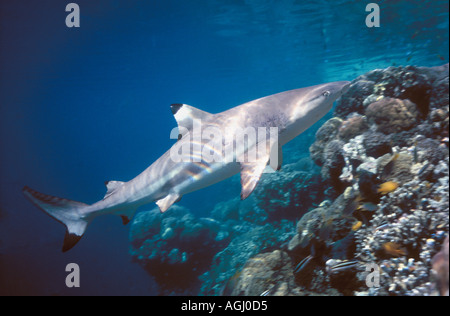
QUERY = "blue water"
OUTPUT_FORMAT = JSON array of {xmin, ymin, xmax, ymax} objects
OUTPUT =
[{"xmin": 0, "ymin": 0, "xmax": 448, "ymax": 295}]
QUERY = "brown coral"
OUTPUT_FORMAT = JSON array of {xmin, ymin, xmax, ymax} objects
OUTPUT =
[
  {"xmin": 338, "ymin": 114, "xmax": 369, "ymax": 141},
  {"xmin": 365, "ymin": 97, "xmax": 419, "ymax": 134}
]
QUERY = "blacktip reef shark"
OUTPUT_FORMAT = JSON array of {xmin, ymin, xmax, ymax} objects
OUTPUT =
[{"xmin": 23, "ymin": 81, "xmax": 350, "ymax": 252}]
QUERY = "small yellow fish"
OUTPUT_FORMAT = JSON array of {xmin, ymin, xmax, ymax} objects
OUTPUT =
[
  {"xmin": 352, "ymin": 221, "xmax": 362, "ymax": 231},
  {"xmin": 377, "ymin": 181, "xmax": 398, "ymax": 194},
  {"xmin": 383, "ymin": 242, "xmax": 407, "ymax": 257}
]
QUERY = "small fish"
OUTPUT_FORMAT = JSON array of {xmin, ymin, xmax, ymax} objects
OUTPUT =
[
  {"xmin": 326, "ymin": 259, "xmax": 361, "ymax": 274},
  {"xmin": 418, "ymin": 163, "xmax": 431, "ymax": 177},
  {"xmin": 383, "ymin": 242, "xmax": 407, "ymax": 257},
  {"xmin": 359, "ymin": 202, "xmax": 378, "ymax": 212},
  {"xmin": 377, "ymin": 181, "xmax": 398, "ymax": 194},
  {"xmin": 260, "ymin": 290, "xmax": 270, "ymax": 296},
  {"xmin": 352, "ymin": 221, "xmax": 362, "ymax": 231},
  {"xmin": 413, "ymin": 141, "xmax": 418, "ymax": 163},
  {"xmin": 294, "ymin": 255, "xmax": 313, "ymax": 274},
  {"xmin": 373, "ymin": 223, "xmax": 390, "ymax": 232}
]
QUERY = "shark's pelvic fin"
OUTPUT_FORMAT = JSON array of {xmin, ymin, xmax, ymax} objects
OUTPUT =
[
  {"xmin": 104, "ymin": 180, "xmax": 125, "ymax": 199},
  {"xmin": 22, "ymin": 186, "xmax": 90, "ymax": 252},
  {"xmin": 170, "ymin": 103, "xmax": 213, "ymax": 139},
  {"xmin": 156, "ymin": 193, "xmax": 181, "ymax": 213}
]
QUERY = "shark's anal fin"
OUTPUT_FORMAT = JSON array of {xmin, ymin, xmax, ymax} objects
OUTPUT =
[
  {"xmin": 240, "ymin": 156, "xmax": 270, "ymax": 200},
  {"xmin": 117, "ymin": 208, "xmax": 137, "ymax": 225},
  {"xmin": 156, "ymin": 193, "xmax": 181, "ymax": 213},
  {"xmin": 170, "ymin": 104, "xmax": 213, "ymax": 139},
  {"xmin": 104, "ymin": 180, "xmax": 125, "ymax": 199},
  {"xmin": 120, "ymin": 215, "xmax": 131, "ymax": 225}
]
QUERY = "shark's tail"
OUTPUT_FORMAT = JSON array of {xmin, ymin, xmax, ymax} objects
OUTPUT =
[{"xmin": 23, "ymin": 186, "xmax": 91, "ymax": 252}]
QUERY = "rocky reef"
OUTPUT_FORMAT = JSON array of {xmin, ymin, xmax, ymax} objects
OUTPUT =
[
  {"xmin": 130, "ymin": 157, "xmax": 321, "ymax": 295},
  {"xmin": 130, "ymin": 64, "xmax": 449, "ymax": 296},
  {"xmin": 129, "ymin": 205, "xmax": 230, "ymax": 295}
]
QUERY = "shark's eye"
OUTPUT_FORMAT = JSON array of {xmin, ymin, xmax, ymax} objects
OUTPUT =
[{"xmin": 322, "ymin": 91, "xmax": 331, "ymax": 97}]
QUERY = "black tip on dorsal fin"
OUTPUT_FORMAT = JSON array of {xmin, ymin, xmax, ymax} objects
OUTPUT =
[{"xmin": 171, "ymin": 103, "xmax": 183, "ymax": 115}]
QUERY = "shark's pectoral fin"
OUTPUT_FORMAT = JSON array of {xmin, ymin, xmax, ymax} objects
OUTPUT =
[
  {"xmin": 240, "ymin": 156, "xmax": 270, "ymax": 200},
  {"xmin": 156, "ymin": 193, "xmax": 182, "ymax": 213},
  {"xmin": 269, "ymin": 142, "xmax": 283, "ymax": 171},
  {"xmin": 170, "ymin": 103, "xmax": 214, "ymax": 139},
  {"xmin": 104, "ymin": 180, "xmax": 125, "ymax": 199}
]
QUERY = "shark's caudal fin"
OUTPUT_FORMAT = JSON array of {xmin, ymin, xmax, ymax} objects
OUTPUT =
[{"xmin": 22, "ymin": 186, "xmax": 91, "ymax": 252}]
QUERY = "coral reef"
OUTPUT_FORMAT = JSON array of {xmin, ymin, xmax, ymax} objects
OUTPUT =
[
  {"xmin": 432, "ymin": 236, "xmax": 449, "ymax": 296},
  {"xmin": 365, "ymin": 98, "xmax": 419, "ymax": 134},
  {"xmin": 199, "ymin": 213, "xmax": 295, "ymax": 295},
  {"xmin": 129, "ymin": 64, "xmax": 448, "ymax": 296},
  {"xmin": 245, "ymin": 63, "xmax": 448, "ymax": 296},
  {"xmin": 129, "ymin": 205, "xmax": 230, "ymax": 295}
]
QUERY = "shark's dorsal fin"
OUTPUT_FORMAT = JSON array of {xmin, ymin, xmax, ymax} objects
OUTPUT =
[
  {"xmin": 170, "ymin": 104, "xmax": 213, "ymax": 138},
  {"xmin": 104, "ymin": 180, "xmax": 125, "ymax": 199}
]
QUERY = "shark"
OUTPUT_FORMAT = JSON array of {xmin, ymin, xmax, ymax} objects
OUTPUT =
[{"xmin": 23, "ymin": 80, "xmax": 350, "ymax": 252}]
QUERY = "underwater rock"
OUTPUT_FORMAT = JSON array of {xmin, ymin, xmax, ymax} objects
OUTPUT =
[
  {"xmin": 415, "ymin": 137, "xmax": 449, "ymax": 165},
  {"xmin": 338, "ymin": 114, "xmax": 369, "ymax": 142},
  {"xmin": 421, "ymin": 63, "xmax": 449, "ymax": 111},
  {"xmin": 254, "ymin": 165, "xmax": 323, "ymax": 221},
  {"xmin": 432, "ymin": 236, "xmax": 449, "ymax": 296},
  {"xmin": 301, "ymin": 63, "xmax": 449, "ymax": 296},
  {"xmin": 353, "ymin": 158, "xmax": 449, "ymax": 295},
  {"xmin": 134, "ymin": 63, "xmax": 448, "ymax": 296},
  {"xmin": 334, "ymin": 80, "xmax": 375, "ymax": 119},
  {"xmin": 325, "ymin": 259, "xmax": 365, "ymax": 295},
  {"xmin": 376, "ymin": 151, "xmax": 414, "ymax": 184},
  {"xmin": 362, "ymin": 131, "xmax": 392, "ymax": 158},
  {"xmin": 199, "ymin": 221, "xmax": 294, "ymax": 295},
  {"xmin": 211, "ymin": 159, "xmax": 323, "ymax": 225},
  {"xmin": 288, "ymin": 190, "xmax": 356, "ymax": 256},
  {"xmin": 129, "ymin": 205, "xmax": 230, "ymax": 295},
  {"xmin": 227, "ymin": 250, "xmax": 297, "ymax": 296},
  {"xmin": 365, "ymin": 98, "xmax": 419, "ymax": 134},
  {"xmin": 309, "ymin": 117, "xmax": 343, "ymax": 166},
  {"xmin": 335, "ymin": 65, "xmax": 436, "ymax": 120},
  {"xmin": 321, "ymin": 139, "xmax": 346, "ymax": 193}
]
